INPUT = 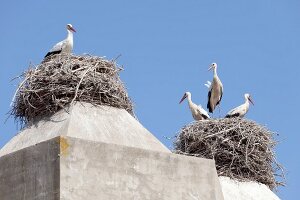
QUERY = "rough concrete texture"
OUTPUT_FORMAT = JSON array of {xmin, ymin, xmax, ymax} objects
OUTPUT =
[
  {"xmin": 0, "ymin": 104, "xmax": 224, "ymax": 199},
  {"xmin": 0, "ymin": 103, "xmax": 169, "ymax": 156},
  {"xmin": 219, "ymin": 176, "xmax": 280, "ymax": 200},
  {"xmin": 60, "ymin": 136, "xmax": 223, "ymax": 200},
  {"xmin": 0, "ymin": 138, "xmax": 60, "ymax": 200},
  {"xmin": 0, "ymin": 136, "xmax": 224, "ymax": 200}
]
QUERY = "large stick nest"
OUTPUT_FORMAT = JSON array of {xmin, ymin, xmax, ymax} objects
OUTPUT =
[
  {"xmin": 10, "ymin": 54, "xmax": 134, "ymax": 125},
  {"xmin": 174, "ymin": 118, "xmax": 284, "ymax": 190}
]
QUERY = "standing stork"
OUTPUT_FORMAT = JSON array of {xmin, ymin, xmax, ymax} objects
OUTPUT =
[
  {"xmin": 179, "ymin": 92, "xmax": 210, "ymax": 120},
  {"xmin": 207, "ymin": 63, "xmax": 223, "ymax": 113},
  {"xmin": 225, "ymin": 93, "xmax": 254, "ymax": 118},
  {"xmin": 44, "ymin": 24, "xmax": 76, "ymax": 58}
]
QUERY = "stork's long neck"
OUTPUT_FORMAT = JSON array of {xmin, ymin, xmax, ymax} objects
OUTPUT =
[
  {"xmin": 213, "ymin": 67, "xmax": 218, "ymax": 77},
  {"xmin": 244, "ymin": 97, "xmax": 250, "ymax": 107},
  {"xmin": 67, "ymin": 30, "xmax": 73, "ymax": 41},
  {"xmin": 187, "ymin": 95, "xmax": 194, "ymax": 109}
]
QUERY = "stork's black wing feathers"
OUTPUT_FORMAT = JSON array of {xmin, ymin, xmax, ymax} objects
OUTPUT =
[
  {"xmin": 207, "ymin": 90, "xmax": 213, "ymax": 113},
  {"xmin": 201, "ymin": 114, "xmax": 209, "ymax": 119},
  {"xmin": 216, "ymin": 87, "xmax": 223, "ymax": 106},
  {"xmin": 44, "ymin": 50, "xmax": 62, "ymax": 58},
  {"xmin": 225, "ymin": 112, "xmax": 240, "ymax": 118}
]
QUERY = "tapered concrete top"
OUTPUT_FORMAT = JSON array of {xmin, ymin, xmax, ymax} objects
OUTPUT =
[
  {"xmin": 219, "ymin": 176, "xmax": 280, "ymax": 200},
  {"xmin": 0, "ymin": 103, "xmax": 170, "ymax": 156}
]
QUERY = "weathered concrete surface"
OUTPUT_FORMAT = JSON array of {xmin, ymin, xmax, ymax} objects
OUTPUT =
[
  {"xmin": 0, "ymin": 104, "xmax": 224, "ymax": 199},
  {"xmin": 0, "ymin": 103, "xmax": 169, "ymax": 156},
  {"xmin": 0, "ymin": 136, "xmax": 224, "ymax": 200},
  {"xmin": 0, "ymin": 138, "xmax": 60, "ymax": 200},
  {"xmin": 219, "ymin": 176, "xmax": 280, "ymax": 200},
  {"xmin": 60, "ymin": 136, "xmax": 223, "ymax": 200}
]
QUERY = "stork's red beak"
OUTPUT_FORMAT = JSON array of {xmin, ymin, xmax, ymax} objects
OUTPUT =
[
  {"xmin": 248, "ymin": 97, "xmax": 254, "ymax": 105},
  {"xmin": 70, "ymin": 27, "xmax": 76, "ymax": 33},
  {"xmin": 179, "ymin": 93, "xmax": 187, "ymax": 104},
  {"xmin": 68, "ymin": 26, "xmax": 76, "ymax": 33}
]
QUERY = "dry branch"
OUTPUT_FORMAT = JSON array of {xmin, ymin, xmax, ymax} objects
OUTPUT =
[{"xmin": 174, "ymin": 118, "xmax": 284, "ymax": 190}]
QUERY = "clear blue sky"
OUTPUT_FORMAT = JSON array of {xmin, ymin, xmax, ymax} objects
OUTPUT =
[{"xmin": 0, "ymin": 1, "xmax": 299, "ymax": 199}]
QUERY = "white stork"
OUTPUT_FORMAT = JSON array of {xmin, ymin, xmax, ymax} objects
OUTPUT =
[
  {"xmin": 44, "ymin": 24, "xmax": 76, "ymax": 58},
  {"xmin": 179, "ymin": 92, "xmax": 210, "ymax": 120},
  {"xmin": 225, "ymin": 93, "xmax": 254, "ymax": 118},
  {"xmin": 207, "ymin": 63, "xmax": 223, "ymax": 113}
]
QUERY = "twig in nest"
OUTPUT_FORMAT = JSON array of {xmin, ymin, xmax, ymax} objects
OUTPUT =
[{"xmin": 70, "ymin": 63, "xmax": 98, "ymax": 105}]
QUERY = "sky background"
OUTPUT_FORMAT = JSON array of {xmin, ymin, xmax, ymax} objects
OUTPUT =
[{"xmin": 0, "ymin": 0, "xmax": 299, "ymax": 199}]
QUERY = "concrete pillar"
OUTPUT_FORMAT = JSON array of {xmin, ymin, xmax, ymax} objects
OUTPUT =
[{"xmin": 0, "ymin": 103, "xmax": 224, "ymax": 200}]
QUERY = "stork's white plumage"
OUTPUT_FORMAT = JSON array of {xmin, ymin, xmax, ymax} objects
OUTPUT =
[
  {"xmin": 225, "ymin": 93, "xmax": 254, "ymax": 118},
  {"xmin": 207, "ymin": 63, "xmax": 223, "ymax": 113},
  {"xmin": 44, "ymin": 24, "xmax": 76, "ymax": 58},
  {"xmin": 179, "ymin": 92, "xmax": 210, "ymax": 120}
]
